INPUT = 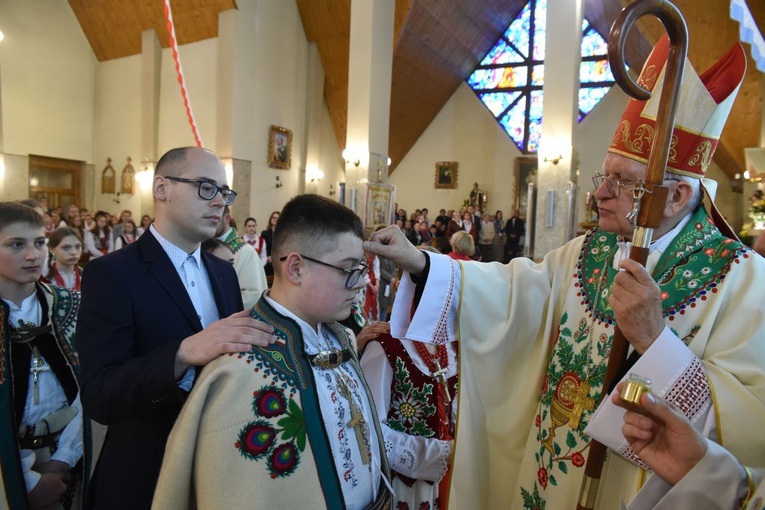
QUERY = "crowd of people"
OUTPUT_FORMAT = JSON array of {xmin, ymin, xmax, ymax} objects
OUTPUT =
[
  {"xmin": 2, "ymin": 34, "xmax": 765, "ymax": 510},
  {"xmin": 392, "ymin": 205, "xmax": 525, "ymax": 263}
]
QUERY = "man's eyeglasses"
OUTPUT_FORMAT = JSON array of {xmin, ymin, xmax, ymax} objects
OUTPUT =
[
  {"xmin": 165, "ymin": 176, "xmax": 237, "ymax": 206},
  {"xmin": 280, "ymin": 254, "xmax": 368, "ymax": 289},
  {"xmin": 592, "ymin": 172, "xmax": 681, "ymax": 198},
  {"xmin": 591, "ymin": 172, "xmax": 637, "ymax": 198}
]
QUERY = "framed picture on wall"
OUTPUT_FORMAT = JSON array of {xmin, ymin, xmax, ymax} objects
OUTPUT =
[
  {"xmin": 364, "ymin": 183, "xmax": 396, "ymax": 228},
  {"xmin": 514, "ymin": 156, "xmax": 538, "ymax": 219},
  {"xmin": 267, "ymin": 125, "xmax": 292, "ymax": 170},
  {"xmin": 434, "ymin": 161, "xmax": 458, "ymax": 189}
]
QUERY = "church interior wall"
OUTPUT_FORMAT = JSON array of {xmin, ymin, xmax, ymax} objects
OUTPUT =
[
  {"xmin": 0, "ymin": 0, "xmax": 96, "ymax": 202},
  {"xmin": 93, "ymin": 54, "xmax": 143, "ymax": 216},
  {"xmin": 0, "ymin": 0, "xmax": 751, "ymax": 236},
  {"xmin": 389, "ymin": 83, "xmax": 523, "ymax": 217},
  {"xmin": 0, "ymin": 0, "xmax": 96, "ymax": 162}
]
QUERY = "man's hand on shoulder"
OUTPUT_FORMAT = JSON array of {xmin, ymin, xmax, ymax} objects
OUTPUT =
[
  {"xmin": 364, "ymin": 226, "xmax": 427, "ymax": 276},
  {"xmin": 175, "ymin": 309, "xmax": 277, "ymax": 376}
]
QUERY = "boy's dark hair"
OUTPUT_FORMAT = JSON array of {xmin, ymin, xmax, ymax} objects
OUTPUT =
[
  {"xmin": 201, "ymin": 238, "xmax": 230, "ymax": 253},
  {"xmin": 49, "ymin": 227, "xmax": 83, "ymax": 249},
  {"xmin": 19, "ymin": 198, "xmax": 46, "ymax": 214},
  {"xmin": 0, "ymin": 202, "xmax": 45, "ymax": 231},
  {"xmin": 272, "ymin": 194, "xmax": 363, "ymax": 261}
]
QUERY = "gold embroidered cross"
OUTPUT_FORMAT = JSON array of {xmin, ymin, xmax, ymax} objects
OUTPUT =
[
  {"xmin": 568, "ymin": 382, "xmax": 595, "ymax": 430},
  {"xmin": 337, "ymin": 377, "xmax": 370, "ymax": 465}
]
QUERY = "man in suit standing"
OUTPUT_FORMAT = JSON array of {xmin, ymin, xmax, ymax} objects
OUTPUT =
[
  {"xmin": 76, "ymin": 147, "xmax": 277, "ymax": 509},
  {"xmin": 504, "ymin": 208, "xmax": 525, "ymax": 262}
]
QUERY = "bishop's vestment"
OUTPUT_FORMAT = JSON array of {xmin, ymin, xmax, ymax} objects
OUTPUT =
[{"xmin": 391, "ymin": 207, "xmax": 765, "ymax": 509}]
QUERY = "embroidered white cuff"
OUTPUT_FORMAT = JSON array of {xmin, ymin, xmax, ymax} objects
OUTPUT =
[
  {"xmin": 390, "ymin": 251, "xmax": 459, "ymax": 345},
  {"xmin": 585, "ymin": 326, "xmax": 711, "ymax": 466}
]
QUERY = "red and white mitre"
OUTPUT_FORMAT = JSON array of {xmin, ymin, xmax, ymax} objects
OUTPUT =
[{"xmin": 608, "ymin": 34, "xmax": 747, "ymax": 179}]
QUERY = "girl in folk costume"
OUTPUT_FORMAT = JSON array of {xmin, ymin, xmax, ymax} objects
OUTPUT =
[
  {"xmin": 364, "ymin": 253, "xmax": 380, "ymax": 322},
  {"xmin": 461, "ymin": 211, "xmax": 477, "ymax": 244},
  {"xmin": 83, "ymin": 212, "xmax": 113, "ymax": 259},
  {"xmin": 114, "ymin": 220, "xmax": 138, "ymax": 250},
  {"xmin": 136, "ymin": 214, "xmax": 152, "ymax": 237},
  {"xmin": 242, "ymin": 217, "xmax": 267, "ymax": 267},
  {"xmin": 41, "ymin": 227, "xmax": 84, "ymax": 292},
  {"xmin": 443, "ymin": 210, "xmax": 463, "ymax": 245},
  {"xmin": 43, "ymin": 211, "xmax": 56, "ymax": 238},
  {"xmin": 360, "ymin": 332, "xmax": 457, "ymax": 510}
]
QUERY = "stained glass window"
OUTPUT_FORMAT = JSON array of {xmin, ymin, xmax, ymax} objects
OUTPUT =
[{"xmin": 467, "ymin": 0, "xmax": 616, "ymax": 153}]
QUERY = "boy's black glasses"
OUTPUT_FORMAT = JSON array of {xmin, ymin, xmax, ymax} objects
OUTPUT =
[
  {"xmin": 165, "ymin": 176, "xmax": 237, "ymax": 206},
  {"xmin": 279, "ymin": 254, "xmax": 369, "ymax": 289}
]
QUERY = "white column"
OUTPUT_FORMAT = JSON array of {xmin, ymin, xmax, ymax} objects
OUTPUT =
[
  {"xmin": 140, "ymin": 29, "xmax": 162, "ymax": 218},
  {"xmin": 345, "ymin": 0, "xmax": 394, "ymax": 219},
  {"xmin": 534, "ymin": 0, "xmax": 583, "ymax": 257},
  {"xmin": 304, "ymin": 43, "xmax": 326, "ymax": 195},
  {"xmin": 216, "ymin": 8, "xmax": 256, "ymax": 223}
]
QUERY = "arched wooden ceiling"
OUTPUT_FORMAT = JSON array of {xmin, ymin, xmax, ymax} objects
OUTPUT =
[{"xmin": 69, "ymin": 0, "xmax": 765, "ymax": 180}]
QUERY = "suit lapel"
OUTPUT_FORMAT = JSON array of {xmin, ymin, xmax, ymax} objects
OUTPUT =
[
  {"xmin": 201, "ymin": 251, "xmax": 236, "ymax": 319},
  {"xmin": 138, "ymin": 231, "xmax": 203, "ymax": 331}
]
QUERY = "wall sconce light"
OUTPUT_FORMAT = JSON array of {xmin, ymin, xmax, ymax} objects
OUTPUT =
[
  {"xmin": 136, "ymin": 161, "xmax": 154, "ymax": 191},
  {"xmin": 329, "ymin": 184, "xmax": 336, "ymax": 196},
  {"xmin": 544, "ymin": 155, "xmax": 563, "ymax": 165},
  {"xmin": 342, "ymin": 149, "xmax": 361, "ymax": 167},
  {"xmin": 307, "ymin": 168, "xmax": 324, "ymax": 183},
  {"xmin": 275, "ymin": 175, "xmax": 283, "ymax": 188}
]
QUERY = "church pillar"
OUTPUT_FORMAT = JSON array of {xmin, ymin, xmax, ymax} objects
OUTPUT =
[
  {"xmin": 139, "ymin": 29, "xmax": 162, "ymax": 218},
  {"xmin": 304, "ymin": 43, "xmax": 326, "ymax": 195},
  {"xmin": 344, "ymin": 0, "xmax": 394, "ymax": 221},
  {"xmin": 534, "ymin": 0, "xmax": 583, "ymax": 257},
  {"xmin": 0, "ymin": 41, "xmax": 5, "ymax": 198},
  {"xmin": 216, "ymin": 8, "xmax": 253, "ymax": 224}
]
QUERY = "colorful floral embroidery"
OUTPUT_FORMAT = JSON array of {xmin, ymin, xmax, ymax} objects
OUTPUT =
[
  {"xmin": 520, "ymin": 482, "xmax": 546, "ymax": 509},
  {"xmin": 520, "ymin": 208, "xmax": 744, "ymax": 507},
  {"xmin": 528, "ymin": 310, "xmax": 606, "ymax": 499},
  {"xmin": 387, "ymin": 357, "xmax": 436, "ymax": 438},
  {"xmin": 254, "ymin": 386, "xmax": 287, "ymax": 418},
  {"xmin": 235, "ymin": 385, "xmax": 305, "ymax": 478},
  {"xmin": 238, "ymin": 420, "xmax": 277, "ymax": 459}
]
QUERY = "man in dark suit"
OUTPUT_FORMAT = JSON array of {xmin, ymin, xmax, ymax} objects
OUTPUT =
[
  {"xmin": 504, "ymin": 208, "xmax": 525, "ymax": 261},
  {"xmin": 76, "ymin": 147, "xmax": 276, "ymax": 509}
]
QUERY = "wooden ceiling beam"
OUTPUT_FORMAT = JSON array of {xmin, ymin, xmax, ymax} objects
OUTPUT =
[{"xmin": 69, "ymin": 0, "xmax": 236, "ymax": 62}]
